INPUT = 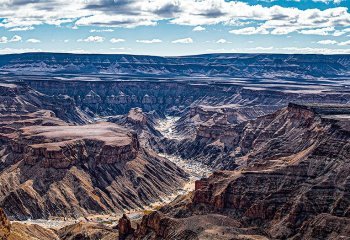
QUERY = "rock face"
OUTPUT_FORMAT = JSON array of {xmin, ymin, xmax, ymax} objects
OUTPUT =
[
  {"xmin": 0, "ymin": 54, "xmax": 350, "ymax": 239},
  {"xmin": 126, "ymin": 108, "xmax": 147, "ymax": 126},
  {"xmin": 58, "ymin": 222, "xmax": 118, "ymax": 240},
  {"xmin": 0, "ymin": 208, "xmax": 10, "ymax": 240},
  {"xmin": 21, "ymin": 123, "xmax": 140, "ymax": 168},
  {"xmin": 159, "ymin": 102, "xmax": 350, "ymax": 170},
  {"xmin": 133, "ymin": 104, "xmax": 350, "ymax": 240},
  {"xmin": 0, "ymin": 82, "xmax": 89, "ymax": 124},
  {"xmin": 17, "ymin": 74, "xmax": 349, "ymax": 118},
  {"xmin": 118, "ymin": 214, "xmax": 134, "ymax": 240},
  {"xmin": 0, "ymin": 208, "xmax": 58, "ymax": 240},
  {"xmin": 0, "ymin": 83, "xmax": 188, "ymax": 220}
]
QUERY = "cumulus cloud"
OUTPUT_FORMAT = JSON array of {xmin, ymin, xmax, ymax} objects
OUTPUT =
[
  {"xmin": 313, "ymin": 0, "xmax": 343, "ymax": 4},
  {"xmin": 216, "ymin": 39, "xmax": 230, "ymax": 43},
  {"xmin": 0, "ymin": 37, "xmax": 8, "ymax": 44},
  {"xmin": 0, "ymin": 0, "xmax": 347, "ymax": 33},
  {"xmin": 172, "ymin": 38, "xmax": 193, "ymax": 44},
  {"xmin": 317, "ymin": 39, "xmax": 338, "ymax": 45},
  {"xmin": 136, "ymin": 39, "xmax": 162, "ymax": 43},
  {"xmin": 338, "ymin": 40, "xmax": 350, "ymax": 46},
  {"xmin": 9, "ymin": 26, "xmax": 34, "ymax": 31},
  {"xmin": 299, "ymin": 27, "xmax": 335, "ymax": 35},
  {"xmin": 193, "ymin": 26, "xmax": 206, "ymax": 31},
  {"xmin": 77, "ymin": 36, "xmax": 105, "ymax": 42},
  {"xmin": 229, "ymin": 27, "xmax": 269, "ymax": 35},
  {"xmin": 90, "ymin": 29, "xmax": 114, "ymax": 33},
  {"xmin": 110, "ymin": 38, "xmax": 126, "ymax": 43},
  {"xmin": 26, "ymin": 38, "xmax": 41, "ymax": 43},
  {"xmin": 10, "ymin": 35, "xmax": 22, "ymax": 42},
  {"xmin": 0, "ymin": 35, "xmax": 22, "ymax": 43}
]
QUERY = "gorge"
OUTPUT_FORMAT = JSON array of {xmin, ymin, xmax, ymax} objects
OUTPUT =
[{"xmin": 0, "ymin": 53, "xmax": 349, "ymax": 240}]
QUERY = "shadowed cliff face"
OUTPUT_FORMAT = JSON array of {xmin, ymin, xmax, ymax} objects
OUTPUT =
[
  {"xmin": 0, "ymin": 82, "xmax": 90, "ymax": 124},
  {"xmin": 132, "ymin": 104, "xmax": 350, "ymax": 240},
  {"xmin": 156, "ymin": 102, "xmax": 350, "ymax": 170},
  {"xmin": 22, "ymin": 80, "xmax": 350, "ymax": 117}
]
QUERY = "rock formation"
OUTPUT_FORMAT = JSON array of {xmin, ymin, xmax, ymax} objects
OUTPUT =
[
  {"xmin": 0, "ymin": 208, "xmax": 57, "ymax": 240},
  {"xmin": 0, "ymin": 209, "xmax": 10, "ymax": 240},
  {"xmin": 1, "ymin": 53, "xmax": 350, "ymax": 79},
  {"xmin": 0, "ymin": 53, "xmax": 349, "ymax": 239},
  {"xmin": 133, "ymin": 103, "xmax": 350, "ymax": 239},
  {"xmin": 0, "ymin": 83, "xmax": 188, "ymax": 220},
  {"xmin": 118, "ymin": 214, "xmax": 134, "ymax": 240},
  {"xmin": 58, "ymin": 222, "xmax": 118, "ymax": 240}
]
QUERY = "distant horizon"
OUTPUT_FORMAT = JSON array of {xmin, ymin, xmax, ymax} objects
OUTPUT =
[
  {"xmin": 0, "ymin": 1, "xmax": 350, "ymax": 55},
  {"xmin": 1, "ymin": 51, "xmax": 350, "ymax": 58}
]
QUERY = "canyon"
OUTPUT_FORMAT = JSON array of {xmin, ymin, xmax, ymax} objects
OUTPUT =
[{"xmin": 0, "ymin": 53, "xmax": 349, "ymax": 239}]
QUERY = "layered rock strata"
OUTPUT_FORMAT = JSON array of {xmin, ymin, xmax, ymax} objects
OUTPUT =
[
  {"xmin": 132, "ymin": 104, "xmax": 350, "ymax": 239},
  {"xmin": 0, "ymin": 83, "xmax": 188, "ymax": 220}
]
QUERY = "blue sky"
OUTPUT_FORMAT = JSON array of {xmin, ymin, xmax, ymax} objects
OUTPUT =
[{"xmin": 0, "ymin": 0, "xmax": 349, "ymax": 56}]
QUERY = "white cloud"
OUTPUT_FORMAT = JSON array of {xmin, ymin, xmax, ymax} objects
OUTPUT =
[
  {"xmin": 10, "ymin": 35, "xmax": 22, "ymax": 42},
  {"xmin": 64, "ymin": 39, "xmax": 69, "ymax": 43},
  {"xmin": 270, "ymin": 27, "xmax": 298, "ymax": 35},
  {"xmin": 317, "ymin": 40, "xmax": 338, "ymax": 45},
  {"xmin": 332, "ymin": 28, "xmax": 350, "ymax": 36},
  {"xmin": 9, "ymin": 26, "xmax": 34, "ymax": 31},
  {"xmin": 0, "ymin": 47, "xmax": 42, "ymax": 55},
  {"xmin": 136, "ymin": 39, "xmax": 162, "ymax": 44},
  {"xmin": 110, "ymin": 38, "xmax": 126, "ymax": 43},
  {"xmin": 90, "ymin": 29, "xmax": 114, "ymax": 33},
  {"xmin": 0, "ymin": 35, "xmax": 22, "ymax": 43},
  {"xmin": 299, "ymin": 27, "xmax": 335, "ymax": 36},
  {"xmin": 172, "ymin": 38, "xmax": 193, "ymax": 44},
  {"xmin": 77, "ymin": 36, "xmax": 105, "ymax": 43},
  {"xmin": 0, "ymin": 0, "xmax": 347, "ymax": 32},
  {"xmin": 26, "ymin": 38, "xmax": 41, "ymax": 43},
  {"xmin": 313, "ymin": 0, "xmax": 343, "ymax": 4},
  {"xmin": 193, "ymin": 26, "xmax": 206, "ymax": 31},
  {"xmin": 216, "ymin": 39, "xmax": 230, "ymax": 44},
  {"xmin": 338, "ymin": 40, "xmax": 350, "ymax": 46},
  {"xmin": 230, "ymin": 27, "xmax": 269, "ymax": 35},
  {"xmin": 0, "ymin": 37, "xmax": 8, "ymax": 44}
]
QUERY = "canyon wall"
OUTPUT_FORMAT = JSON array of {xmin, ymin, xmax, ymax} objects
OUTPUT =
[{"xmin": 132, "ymin": 103, "xmax": 350, "ymax": 239}]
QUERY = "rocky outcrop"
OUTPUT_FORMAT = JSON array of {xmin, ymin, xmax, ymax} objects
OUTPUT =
[
  {"xmin": 0, "ymin": 208, "xmax": 10, "ymax": 240},
  {"xmin": 21, "ymin": 123, "xmax": 140, "ymax": 168},
  {"xmin": 118, "ymin": 214, "xmax": 134, "ymax": 240},
  {"xmin": 84, "ymin": 90, "xmax": 102, "ymax": 104},
  {"xmin": 0, "ymin": 208, "xmax": 58, "ymax": 240},
  {"xmin": 127, "ymin": 108, "xmax": 147, "ymax": 126},
  {"xmin": 0, "ymin": 122, "xmax": 187, "ymax": 219},
  {"xmin": 58, "ymin": 222, "xmax": 118, "ymax": 240},
  {"xmin": 0, "ymin": 83, "xmax": 188, "ymax": 220},
  {"xmin": 160, "ymin": 102, "xmax": 350, "ymax": 170},
  {"xmin": 134, "ymin": 104, "xmax": 350, "ymax": 240},
  {"xmin": 0, "ymin": 82, "xmax": 90, "ymax": 124},
  {"xmin": 19, "ymin": 73, "xmax": 350, "ymax": 119}
]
